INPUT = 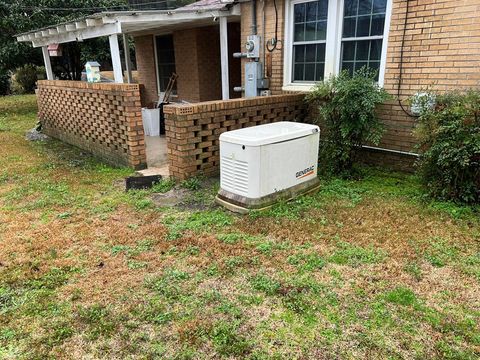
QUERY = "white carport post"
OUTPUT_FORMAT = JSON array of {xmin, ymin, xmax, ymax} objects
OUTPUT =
[
  {"xmin": 41, "ymin": 46, "xmax": 54, "ymax": 80},
  {"xmin": 108, "ymin": 34, "xmax": 124, "ymax": 83},
  {"xmin": 219, "ymin": 17, "xmax": 229, "ymax": 100},
  {"xmin": 122, "ymin": 34, "xmax": 133, "ymax": 83}
]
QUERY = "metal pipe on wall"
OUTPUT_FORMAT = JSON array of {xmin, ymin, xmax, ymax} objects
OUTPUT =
[
  {"xmin": 262, "ymin": 0, "xmax": 266, "ymax": 69},
  {"xmin": 251, "ymin": 0, "xmax": 257, "ymax": 35}
]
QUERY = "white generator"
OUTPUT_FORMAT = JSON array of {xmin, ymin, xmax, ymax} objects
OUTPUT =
[{"xmin": 216, "ymin": 121, "xmax": 320, "ymax": 213}]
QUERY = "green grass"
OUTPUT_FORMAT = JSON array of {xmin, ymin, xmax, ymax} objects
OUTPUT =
[
  {"xmin": 329, "ymin": 241, "xmax": 386, "ymax": 267},
  {"xmin": 0, "ymin": 95, "xmax": 479, "ymax": 359}
]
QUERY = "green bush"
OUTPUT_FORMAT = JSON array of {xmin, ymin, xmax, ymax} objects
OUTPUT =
[
  {"xmin": 305, "ymin": 67, "xmax": 391, "ymax": 176},
  {"xmin": 415, "ymin": 90, "xmax": 480, "ymax": 204},
  {"xmin": 12, "ymin": 65, "xmax": 40, "ymax": 94}
]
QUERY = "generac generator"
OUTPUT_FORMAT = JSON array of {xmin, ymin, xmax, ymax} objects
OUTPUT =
[{"xmin": 215, "ymin": 121, "xmax": 320, "ymax": 213}]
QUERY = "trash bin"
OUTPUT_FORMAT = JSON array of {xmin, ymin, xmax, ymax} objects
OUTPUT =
[{"xmin": 141, "ymin": 108, "xmax": 160, "ymax": 136}]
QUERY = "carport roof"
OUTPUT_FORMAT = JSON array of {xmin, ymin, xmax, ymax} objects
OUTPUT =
[{"xmin": 15, "ymin": 0, "xmax": 240, "ymax": 48}]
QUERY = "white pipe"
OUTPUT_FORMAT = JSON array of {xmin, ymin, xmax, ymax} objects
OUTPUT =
[
  {"xmin": 41, "ymin": 46, "xmax": 54, "ymax": 80},
  {"xmin": 109, "ymin": 34, "xmax": 124, "ymax": 83},
  {"xmin": 219, "ymin": 17, "xmax": 230, "ymax": 100},
  {"xmin": 122, "ymin": 34, "xmax": 133, "ymax": 83},
  {"xmin": 362, "ymin": 145, "xmax": 419, "ymax": 157}
]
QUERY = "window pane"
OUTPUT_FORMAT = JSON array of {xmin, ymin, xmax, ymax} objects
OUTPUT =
[
  {"xmin": 305, "ymin": 22, "xmax": 317, "ymax": 41},
  {"xmin": 342, "ymin": 62, "xmax": 354, "ymax": 75},
  {"xmin": 344, "ymin": 0, "xmax": 358, "ymax": 16},
  {"xmin": 373, "ymin": 0, "xmax": 387, "ymax": 13},
  {"xmin": 356, "ymin": 15, "xmax": 371, "ymax": 37},
  {"xmin": 304, "ymin": 64, "xmax": 316, "ymax": 81},
  {"xmin": 294, "ymin": 64, "xmax": 304, "ymax": 81},
  {"xmin": 355, "ymin": 61, "xmax": 368, "ymax": 72},
  {"xmin": 370, "ymin": 39, "xmax": 382, "ymax": 60},
  {"xmin": 294, "ymin": 23, "xmax": 305, "ymax": 41},
  {"xmin": 369, "ymin": 61, "xmax": 380, "ymax": 72},
  {"xmin": 342, "ymin": 42, "xmax": 355, "ymax": 61},
  {"xmin": 306, "ymin": 2, "xmax": 318, "ymax": 22},
  {"xmin": 358, "ymin": 0, "xmax": 373, "ymax": 15},
  {"xmin": 294, "ymin": 45, "xmax": 305, "ymax": 62},
  {"xmin": 316, "ymin": 20, "xmax": 327, "ymax": 40},
  {"xmin": 318, "ymin": 0, "xmax": 329, "ymax": 19},
  {"xmin": 315, "ymin": 63, "xmax": 325, "ymax": 81},
  {"xmin": 317, "ymin": 43, "xmax": 326, "ymax": 62},
  {"xmin": 340, "ymin": 40, "xmax": 383, "ymax": 80},
  {"xmin": 343, "ymin": 17, "xmax": 356, "ymax": 37},
  {"xmin": 305, "ymin": 44, "xmax": 317, "ymax": 62},
  {"xmin": 371, "ymin": 14, "xmax": 385, "ymax": 35},
  {"xmin": 294, "ymin": 3, "xmax": 306, "ymax": 23},
  {"xmin": 356, "ymin": 41, "xmax": 369, "ymax": 60}
]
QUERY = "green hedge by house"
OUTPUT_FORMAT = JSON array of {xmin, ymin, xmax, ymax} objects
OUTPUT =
[
  {"xmin": 305, "ymin": 67, "xmax": 391, "ymax": 176},
  {"xmin": 415, "ymin": 90, "xmax": 480, "ymax": 204}
]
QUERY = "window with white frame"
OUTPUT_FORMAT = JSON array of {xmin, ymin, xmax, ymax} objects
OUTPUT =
[
  {"xmin": 340, "ymin": 0, "xmax": 387, "ymax": 80},
  {"xmin": 292, "ymin": 0, "xmax": 329, "ymax": 82},
  {"xmin": 285, "ymin": 0, "xmax": 390, "ymax": 87}
]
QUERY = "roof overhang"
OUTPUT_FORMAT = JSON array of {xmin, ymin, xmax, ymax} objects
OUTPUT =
[{"xmin": 16, "ymin": 4, "xmax": 240, "ymax": 48}]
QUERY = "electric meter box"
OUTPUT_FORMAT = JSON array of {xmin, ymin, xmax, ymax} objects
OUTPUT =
[
  {"xmin": 216, "ymin": 121, "xmax": 320, "ymax": 213},
  {"xmin": 85, "ymin": 61, "xmax": 101, "ymax": 83},
  {"xmin": 245, "ymin": 35, "xmax": 260, "ymax": 58}
]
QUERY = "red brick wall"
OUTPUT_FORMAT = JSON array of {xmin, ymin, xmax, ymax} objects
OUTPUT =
[
  {"xmin": 173, "ymin": 28, "xmax": 202, "ymax": 103},
  {"xmin": 134, "ymin": 23, "xmax": 242, "ymax": 104},
  {"xmin": 173, "ymin": 25, "xmax": 224, "ymax": 102},
  {"xmin": 37, "ymin": 80, "xmax": 147, "ymax": 169},
  {"xmin": 240, "ymin": 0, "xmax": 286, "ymax": 95},
  {"xmin": 196, "ymin": 26, "xmax": 222, "ymax": 102},
  {"xmin": 386, "ymin": 0, "xmax": 480, "ymax": 95},
  {"xmin": 134, "ymin": 35, "xmax": 158, "ymax": 107},
  {"xmin": 377, "ymin": 0, "xmax": 480, "ymax": 153},
  {"xmin": 163, "ymin": 94, "xmax": 306, "ymax": 179},
  {"xmin": 241, "ymin": 0, "xmax": 480, "ymax": 155}
]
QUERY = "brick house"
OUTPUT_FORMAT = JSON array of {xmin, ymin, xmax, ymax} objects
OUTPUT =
[{"xmin": 16, "ymin": 0, "xmax": 480, "ymax": 178}]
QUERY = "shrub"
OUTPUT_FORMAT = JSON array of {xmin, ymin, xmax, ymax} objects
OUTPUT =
[
  {"xmin": 305, "ymin": 67, "xmax": 391, "ymax": 176},
  {"xmin": 12, "ymin": 64, "xmax": 39, "ymax": 94},
  {"xmin": 414, "ymin": 90, "xmax": 480, "ymax": 204}
]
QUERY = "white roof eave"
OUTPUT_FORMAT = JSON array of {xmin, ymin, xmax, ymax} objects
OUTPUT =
[{"xmin": 16, "ymin": 5, "xmax": 240, "ymax": 48}]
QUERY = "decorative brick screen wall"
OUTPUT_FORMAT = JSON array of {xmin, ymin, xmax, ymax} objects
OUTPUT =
[
  {"xmin": 37, "ymin": 80, "xmax": 147, "ymax": 169},
  {"xmin": 163, "ymin": 94, "xmax": 306, "ymax": 179}
]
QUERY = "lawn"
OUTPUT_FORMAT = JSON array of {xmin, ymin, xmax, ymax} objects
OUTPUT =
[{"xmin": 0, "ymin": 95, "xmax": 479, "ymax": 359}]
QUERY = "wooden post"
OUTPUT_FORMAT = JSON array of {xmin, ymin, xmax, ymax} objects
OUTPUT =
[
  {"xmin": 109, "ymin": 34, "xmax": 124, "ymax": 83},
  {"xmin": 41, "ymin": 46, "xmax": 54, "ymax": 80},
  {"xmin": 219, "ymin": 17, "xmax": 230, "ymax": 100}
]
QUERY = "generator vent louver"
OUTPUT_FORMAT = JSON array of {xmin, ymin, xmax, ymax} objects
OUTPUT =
[{"xmin": 220, "ymin": 156, "xmax": 249, "ymax": 195}]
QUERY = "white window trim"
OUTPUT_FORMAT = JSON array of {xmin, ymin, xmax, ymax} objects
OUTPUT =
[{"xmin": 283, "ymin": 0, "xmax": 392, "ymax": 92}]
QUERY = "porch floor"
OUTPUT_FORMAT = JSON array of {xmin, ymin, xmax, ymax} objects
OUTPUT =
[{"xmin": 144, "ymin": 135, "xmax": 170, "ymax": 177}]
